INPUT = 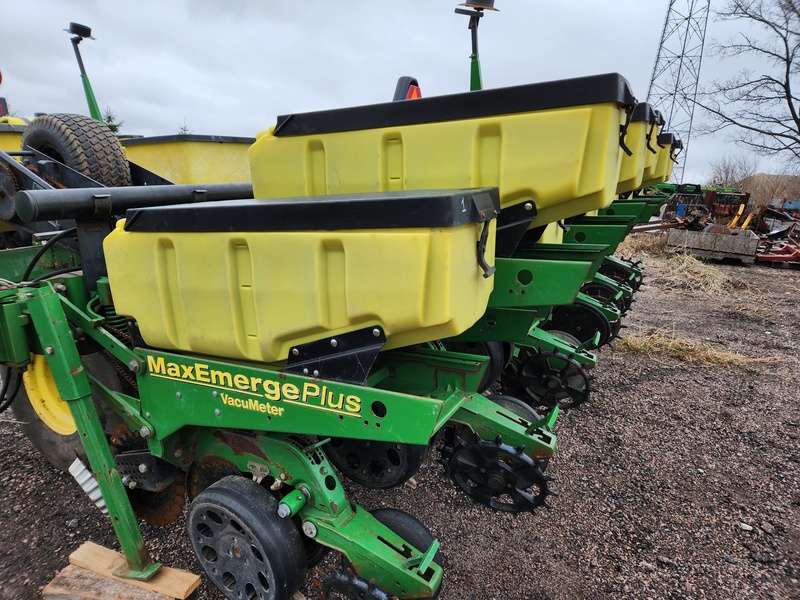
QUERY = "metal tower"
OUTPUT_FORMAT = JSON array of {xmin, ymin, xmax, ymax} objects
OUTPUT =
[{"xmin": 646, "ymin": 0, "xmax": 711, "ymax": 183}]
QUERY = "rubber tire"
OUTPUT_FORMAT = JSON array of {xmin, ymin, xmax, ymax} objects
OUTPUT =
[
  {"xmin": 486, "ymin": 393, "xmax": 542, "ymax": 421},
  {"xmin": 187, "ymin": 476, "xmax": 306, "ymax": 600},
  {"xmin": 324, "ymin": 438, "xmax": 428, "ymax": 489},
  {"xmin": 21, "ymin": 113, "xmax": 131, "ymax": 187},
  {"xmin": 11, "ymin": 353, "xmax": 125, "ymax": 472},
  {"xmin": 371, "ymin": 508, "xmax": 443, "ymax": 600}
]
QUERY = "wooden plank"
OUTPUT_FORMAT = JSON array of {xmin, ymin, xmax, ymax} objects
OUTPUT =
[
  {"xmin": 43, "ymin": 564, "xmax": 173, "ymax": 600},
  {"xmin": 68, "ymin": 542, "xmax": 200, "ymax": 600}
]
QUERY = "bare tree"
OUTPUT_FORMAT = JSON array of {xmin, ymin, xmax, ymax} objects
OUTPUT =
[
  {"xmin": 741, "ymin": 171, "xmax": 800, "ymax": 205},
  {"xmin": 707, "ymin": 150, "xmax": 760, "ymax": 187},
  {"xmin": 695, "ymin": 0, "xmax": 800, "ymax": 167}
]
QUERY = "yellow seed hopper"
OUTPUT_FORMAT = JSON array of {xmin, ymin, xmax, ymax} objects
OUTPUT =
[
  {"xmin": 105, "ymin": 188, "xmax": 500, "ymax": 364},
  {"xmin": 249, "ymin": 73, "xmax": 637, "ymax": 229},
  {"xmin": 121, "ymin": 134, "xmax": 254, "ymax": 184}
]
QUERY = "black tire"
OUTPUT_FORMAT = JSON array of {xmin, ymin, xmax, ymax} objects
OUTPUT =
[
  {"xmin": 21, "ymin": 113, "xmax": 131, "ymax": 187},
  {"xmin": 11, "ymin": 353, "xmax": 125, "ymax": 472},
  {"xmin": 441, "ymin": 340, "xmax": 505, "ymax": 393},
  {"xmin": 486, "ymin": 393, "xmax": 541, "ymax": 421},
  {"xmin": 324, "ymin": 438, "xmax": 427, "ymax": 489},
  {"xmin": 547, "ymin": 302, "xmax": 613, "ymax": 348},
  {"xmin": 188, "ymin": 476, "xmax": 306, "ymax": 600},
  {"xmin": 371, "ymin": 508, "xmax": 443, "ymax": 600}
]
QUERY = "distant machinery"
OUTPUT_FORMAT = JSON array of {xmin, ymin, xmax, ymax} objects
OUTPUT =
[{"xmin": 647, "ymin": 0, "xmax": 711, "ymax": 183}]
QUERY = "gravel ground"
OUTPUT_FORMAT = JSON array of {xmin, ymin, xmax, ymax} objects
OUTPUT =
[{"xmin": 0, "ymin": 257, "xmax": 798, "ymax": 600}]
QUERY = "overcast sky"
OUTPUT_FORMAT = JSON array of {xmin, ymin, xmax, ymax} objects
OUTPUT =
[{"xmin": 0, "ymin": 0, "xmax": 782, "ymax": 183}]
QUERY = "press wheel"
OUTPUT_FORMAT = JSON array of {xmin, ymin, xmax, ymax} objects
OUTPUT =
[
  {"xmin": 187, "ymin": 475, "xmax": 306, "ymax": 600},
  {"xmin": 546, "ymin": 302, "xmax": 612, "ymax": 349},
  {"xmin": 324, "ymin": 438, "xmax": 427, "ymax": 489}
]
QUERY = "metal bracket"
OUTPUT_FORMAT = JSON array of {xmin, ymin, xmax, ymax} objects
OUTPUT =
[
  {"xmin": 115, "ymin": 451, "xmax": 177, "ymax": 492},
  {"xmin": 284, "ymin": 326, "xmax": 387, "ymax": 385},
  {"xmin": 494, "ymin": 200, "xmax": 538, "ymax": 257}
]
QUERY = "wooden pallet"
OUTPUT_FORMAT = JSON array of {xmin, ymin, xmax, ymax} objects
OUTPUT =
[
  {"xmin": 43, "ymin": 542, "xmax": 200, "ymax": 600},
  {"xmin": 42, "ymin": 541, "xmax": 308, "ymax": 599}
]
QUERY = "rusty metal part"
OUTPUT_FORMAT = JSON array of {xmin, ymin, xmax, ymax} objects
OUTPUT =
[
  {"xmin": 756, "ymin": 243, "xmax": 800, "ymax": 263},
  {"xmin": 110, "ymin": 423, "xmax": 186, "ymax": 526},
  {"xmin": 186, "ymin": 455, "xmax": 241, "ymax": 500}
]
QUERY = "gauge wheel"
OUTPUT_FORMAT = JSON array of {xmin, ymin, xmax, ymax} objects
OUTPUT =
[{"xmin": 187, "ymin": 475, "xmax": 306, "ymax": 600}]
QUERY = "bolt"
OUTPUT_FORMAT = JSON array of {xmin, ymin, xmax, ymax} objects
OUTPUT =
[
  {"xmin": 313, "ymin": 370, "xmax": 319, "ymax": 377},
  {"xmin": 330, "ymin": 339, "xmax": 338, "ymax": 348},
  {"xmin": 128, "ymin": 359, "xmax": 140, "ymax": 373},
  {"xmin": 138, "ymin": 464, "xmax": 148, "ymax": 474},
  {"xmin": 277, "ymin": 504, "xmax": 292, "ymax": 519},
  {"xmin": 44, "ymin": 346, "xmax": 54, "ymax": 355},
  {"xmin": 279, "ymin": 472, "xmax": 288, "ymax": 481},
  {"xmin": 139, "ymin": 426, "xmax": 150, "ymax": 438},
  {"xmin": 145, "ymin": 412, "xmax": 151, "ymax": 419},
  {"xmin": 292, "ymin": 348, "xmax": 299, "ymax": 356},
  {"xmin": 54, "ymin": 283, "xmax": 67, "ymax": 292},
  {"xmin": 121, "ymin": 476, "xmax": 130, "ymax": 486},
  {"xmin": 303, "ymin": 368, "xmax": 309, "ymax": 375},
  {"xmin": 212, "ymin": 391, "xmax": 219, "ymax": 398},
  {"xmin": 525, "ymin": 202, "xmax": 533, "ymax": 211},
  {"xmin": 174, "ymin": 449, "xmax": 183, "ymax": 458},
  {"xmin": 302, "ymin": 522, "xmax": 318, "ymax": 538},
  {"xmin": 214, "ymin": 409, "xmax": 221, "ymax": 416},
  {"xmin": 128, "ymin": 480, "xmax": 137, "ymax": 490},
  {"xmin": 372, "ymin": 328, "xmax": 381, "ymax": 337},
  {"xmin": 176, "ymin": 392, "xmax": 182, "ymax": 399}
]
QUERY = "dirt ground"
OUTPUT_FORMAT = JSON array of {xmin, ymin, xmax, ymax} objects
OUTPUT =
[{"xmin": 0, "ymin": 253, "xmax": 798, "ymax": 600}]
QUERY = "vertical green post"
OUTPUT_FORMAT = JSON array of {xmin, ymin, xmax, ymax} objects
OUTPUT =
[
  {"xmin": 70, "ymin": 33, "xmax": 103, "ymax": 122},
  {"xmin": 25, "ymin": 287, "xmax": 159, "ymax": 580},
  {"xmin": 470, "ymin": 52, "xmax": 483, "ymax": 91}
]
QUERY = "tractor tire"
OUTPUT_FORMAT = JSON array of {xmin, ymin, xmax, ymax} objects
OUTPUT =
[
  {"xmin": 11, "ymin": 353, "xmax": 125, "ymax": 473},
  {"xmin": 21, "ymin": 113, "xmax": 131, "ymax": 187}
]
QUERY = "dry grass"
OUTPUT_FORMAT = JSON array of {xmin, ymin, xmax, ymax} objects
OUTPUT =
[
  {"xmin": 644, "ymin": 253, "xmax": 750, "ymax": 294},
  {"xmin": 615, "ymin": 232, "xmax": 668, "ymax": 259},
  {"xmin": 616, "ymin": 327, "xmax": 780, "ymax": 367}
]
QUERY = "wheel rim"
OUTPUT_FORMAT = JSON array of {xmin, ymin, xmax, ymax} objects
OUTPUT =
[
  {"xmin": 518, "ymin": 351, "xmax": 590, "ymax": 410},
  {"xmin": 22, "ymin": 354, "xmax": 76, "ymax": 436},
  {"xmin": 189, "ymin": 478, "xmax": 306, "ymax": 600},
  {"xmin": 324, "ymin": 438, "xmax": 426, "ymax": 489}
]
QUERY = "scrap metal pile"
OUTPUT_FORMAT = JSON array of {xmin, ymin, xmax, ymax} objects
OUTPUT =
[{"xmin": 631, "ymin": 183, "xmax": 800, "ymax": 266}]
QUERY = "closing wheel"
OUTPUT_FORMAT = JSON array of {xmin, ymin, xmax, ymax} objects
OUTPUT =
[
  {"xmin": 546, "ymin": 302, "xmax": 612, "ymax": 348},
  {"xmin": 321, "ymin": 508, "xmax": 443, "ymax": 600},
  {"xmin": 446, "ymin": 433, "xmax": 553, "ymax": 513},
  {"xmin": 440, "ymin": 340, "xmax": 505, "ymax": 393},
  {"xmin": 21, "ymin": 113, "xmax": 131, "ymax": 188},
  {"xmin": 188, "ymin": 475, "xmax": 307, "ymax": 600},
  {"xmin": 580, "ymin": 280, "xmax": 632, "ymax": 313},
  {"xmin": 486, "ymin": 394, "xmax": 550, "ymax": 471},
  {"xmin": 514, "ymin": 349, "xmax": 591, "ymax": 410},
  {"xmin": 11, "ymin": 353, "xmax": 125, "ymax": 472},
  {"xmin": 598, "ymin": 261, "xmax": 643, "ymax": 291},
  {"xmin": 323, "ymin": 438, "xmax": 427, "ymax": 489}
]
